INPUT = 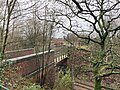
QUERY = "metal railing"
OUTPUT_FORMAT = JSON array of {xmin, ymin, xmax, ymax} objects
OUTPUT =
[
  {"xmin": 0, "ymin": 85, "xmax": 9, "ymax": 90},
  {"xmin": 54, "ymin": 45, "xmax": 68, "ymax": 57}
]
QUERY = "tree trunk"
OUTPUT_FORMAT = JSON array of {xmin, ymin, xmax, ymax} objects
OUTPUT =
[{"xmin": 94, "ymin": 77, "xmax": 102, "ymax": 90}]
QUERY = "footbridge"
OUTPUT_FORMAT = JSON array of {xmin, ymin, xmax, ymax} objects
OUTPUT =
[{"xmin": 1, "ymin": 46, "xmax": 69, "ymax": 89}]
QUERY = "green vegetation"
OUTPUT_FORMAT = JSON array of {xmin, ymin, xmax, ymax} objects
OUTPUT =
[
  {"xmin": 54, "ymin": 70, "xmax": 72, "ymax": 90},
  {"xmin": 23, "ymin": 84, "xmax": 45, "ymax": 90}
]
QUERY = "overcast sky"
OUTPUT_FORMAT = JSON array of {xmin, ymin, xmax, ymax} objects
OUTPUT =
[{"xmin": 16, "ymin": 0, "xmax": 120, "ymax": 38}]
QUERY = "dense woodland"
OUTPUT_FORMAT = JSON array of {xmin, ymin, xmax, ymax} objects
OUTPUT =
[{"xmin": 0, "ymin": 0, "xmax": 120, "ymax": 90}]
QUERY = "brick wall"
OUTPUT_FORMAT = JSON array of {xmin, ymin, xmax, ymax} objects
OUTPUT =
[
  {"xmin": 6, "ymin": 50, "xmax": 55, "ymax": 86},
  {"xmin": 5, "ymin": 48, "xmax": 34, "ymax": 59}
]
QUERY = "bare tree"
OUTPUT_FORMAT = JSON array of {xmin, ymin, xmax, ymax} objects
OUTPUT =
[
  {"xmin": 0, "ymin": 0, "xmax": 17, "ymax": 60},
  {"xmin": 47, "ymin": 0, "xmax": 120, "ymax": 90}
]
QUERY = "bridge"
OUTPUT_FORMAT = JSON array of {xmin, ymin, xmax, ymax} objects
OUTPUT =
[
  {"xmin": 1, "ymin": 46, "xmax": 114, "ymax": 90},
  {"xmin": 1, "ymin": 46, "xmax": 69, "ymax": 89}
]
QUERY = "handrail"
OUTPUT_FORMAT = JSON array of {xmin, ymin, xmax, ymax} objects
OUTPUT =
[{"xmin": 0, "ymin": 85, "xmax": 9, "ymax": 90}]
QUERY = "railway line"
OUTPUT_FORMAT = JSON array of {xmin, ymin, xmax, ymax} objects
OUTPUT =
[
  {"xmin": 74, "ymin": 81, "xmax": 93, "ymax": 90},
  {"xmin": 74, "ymin": 81, "xmax": 114, "ymax": 90}
]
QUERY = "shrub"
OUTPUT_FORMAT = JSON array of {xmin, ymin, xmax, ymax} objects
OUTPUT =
[{"xmin": 54, "ymin": 70, "xmax": 72, "ymax": 90}]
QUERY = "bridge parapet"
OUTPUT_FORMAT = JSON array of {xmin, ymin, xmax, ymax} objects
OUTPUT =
[
  {"xmin": 6, "ymin": 50, "xmax": 54, "ymax": 64},
  {"xmin": 3, "ymin": 50, "xmax": 55, "ymax": 85},
  {"xmin": 54, "ymin": 54, "xmax": 68, "ymax": 64},
  {"xmin": 54, "ymin": 45, "xmax": 69, "ymax": 66},
  {"xmin": 5, "ymin": 48, "xmax": 34, "ymax": 59}
]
